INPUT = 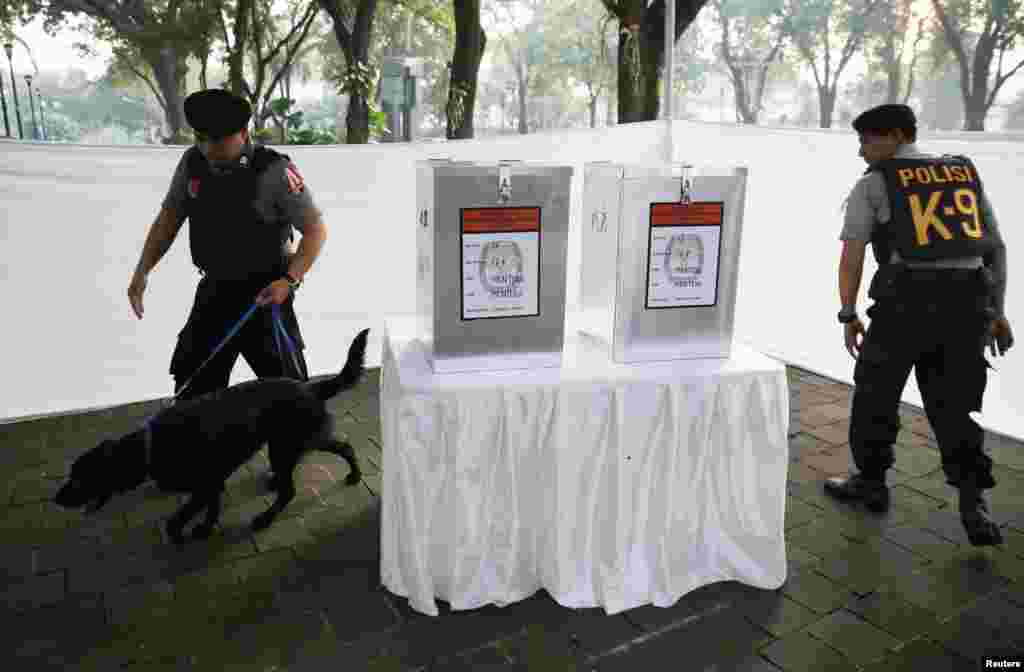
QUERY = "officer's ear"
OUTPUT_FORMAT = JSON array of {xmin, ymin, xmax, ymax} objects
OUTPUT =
[{"xmin": 890, "ymin": 128, "xmax": 912, "ymax": 145}]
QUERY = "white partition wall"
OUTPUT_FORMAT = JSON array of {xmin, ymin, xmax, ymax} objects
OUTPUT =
[
  {"xmin": 671, "ymin": 121, "xmax": 1024, "ymax": 441},
  {"xmin": 0, "ymin": 121, "xmax": 670, "ymax": 421},
  {"xmin": 3, "ymin": 120, "xmax": 1022, "ymax": 441}
]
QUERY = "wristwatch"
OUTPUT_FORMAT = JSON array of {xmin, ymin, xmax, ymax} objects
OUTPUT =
[
  {"xmin": 284, "ymin": 272, "xmax": 302, "ymax": 290},
  {"xmin": 838, "ymin": 308, "xmax": 858, "ymax": 324}
]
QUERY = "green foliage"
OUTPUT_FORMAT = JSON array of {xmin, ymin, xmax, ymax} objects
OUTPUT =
[{"xmin": 40, "ymin": 77, "xmax": 146, "ymax": 141}]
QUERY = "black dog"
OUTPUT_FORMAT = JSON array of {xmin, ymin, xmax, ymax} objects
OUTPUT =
[{"xmin": 54, "ymin": 328, "xmax": 370, "ymax": 545}]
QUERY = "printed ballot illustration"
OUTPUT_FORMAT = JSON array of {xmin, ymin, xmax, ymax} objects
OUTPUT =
[
  {"xmin": 416, "ymin": 159, "xmax": 573, "ymax": 373},
  {"xmin": 577, "ymin": 162, "xmax": 748, "ymax": 363},
  {"xmin": 461, "ymin": 207, "xmax": 541, "ymax": 320}
]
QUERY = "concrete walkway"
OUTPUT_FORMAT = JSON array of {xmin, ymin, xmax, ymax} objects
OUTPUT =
[{"xmin": 1, "ymin": 366, "xmax": 1022, "ymax": 671}]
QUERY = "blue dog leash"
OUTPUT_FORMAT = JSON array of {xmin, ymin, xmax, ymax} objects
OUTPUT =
[{"xmin": 271, "ymin": 304, "xmax": 302, "ymax": 377}]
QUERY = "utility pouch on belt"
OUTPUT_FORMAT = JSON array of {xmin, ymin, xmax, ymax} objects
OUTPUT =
[{"xmin": 868, "ymin": 263, "xmax": 906, "ymax": 301}]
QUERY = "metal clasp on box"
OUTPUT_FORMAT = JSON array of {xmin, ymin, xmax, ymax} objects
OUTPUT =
[
  {"xmin": 677, "ymin": 163, "xmax": 694, "ymax": 204},
  {"xmin": 498, "ymin": 160, "xmax": 521, "ymax": 203},
  {"xmin": 419, "ymin": 209, "xmax": 428, "ymax": 228},
  {"xmin": 591, "ymin": 210, "xmax": 608, "ymax": 233}
]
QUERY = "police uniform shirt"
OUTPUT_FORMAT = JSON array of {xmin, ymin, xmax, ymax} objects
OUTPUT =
[
  {"xmin": 162, "ymin": 141, "xmax": 316, "ymax": 239},
  {"xmin": 840, "ymin": 142, "xmax": 1004, "ymax": 269}
]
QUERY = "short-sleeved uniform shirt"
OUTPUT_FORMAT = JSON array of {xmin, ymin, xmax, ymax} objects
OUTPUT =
[
  {"xmin": 162, "ymin": 142, "xmax": 317, "ymax": 243},
  {"xmin": 840, "ymin": 143, "xmax": 1003, "ymax": 268}
]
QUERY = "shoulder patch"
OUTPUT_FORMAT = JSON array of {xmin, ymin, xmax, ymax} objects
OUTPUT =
[{"xmin": 285, "ymin": 162, "xmax": 305, "ymax": 194}]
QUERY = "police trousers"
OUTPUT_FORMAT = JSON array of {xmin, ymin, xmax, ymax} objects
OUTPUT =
[
  {"xmin": 850, "ymin": 267, "xmax": 995, "ymax": 490},
  {"xmin": 169, "ymin": 274, "xmax": 309, "ymax": 401}
]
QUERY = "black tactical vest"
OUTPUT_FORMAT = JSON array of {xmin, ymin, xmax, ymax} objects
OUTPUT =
[
  {"xmin": 868, "ymin": 154, "xmax": 996, "ymax": 265},
  {"xmin": 183, "ymin": 145, "xmax": 292, "ymax": 280}
]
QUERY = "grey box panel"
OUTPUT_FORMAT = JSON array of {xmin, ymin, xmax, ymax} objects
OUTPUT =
[
  {"xmin": 579, "ymin": 163, "xmax": 748, "ymax": 363},
  {"xmin": 416, "ymin": 160, "xmax": 574, "ymax": 373}
]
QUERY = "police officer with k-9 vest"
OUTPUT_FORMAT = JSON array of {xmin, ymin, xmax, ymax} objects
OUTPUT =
[
  {"xmin": 828, "ymin": 103, "xmax": 1014, "ymax": 546},
  {"xmin": 126, "ymin": 88, "xmax": 326, "ymax": 400}
]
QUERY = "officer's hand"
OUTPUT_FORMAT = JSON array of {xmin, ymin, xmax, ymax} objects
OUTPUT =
[
  {"xmin": 128, "ymin": 271, "xmax": 147, "ymax": 319},
  {"xmin": 844, "ymin": 318, "xmax": 865, "ymax": 360},
  {"xmin": 988, "ymin": 316, "xmax": 1014, "ymax": 357},
  {"xmin": 255, "ymin": 278, "xmax": 291, "ymax": 306}
]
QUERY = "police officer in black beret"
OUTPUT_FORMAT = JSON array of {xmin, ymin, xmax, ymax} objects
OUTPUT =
[
  {"xmin": 126, "ymin": 88, "xmax": 327, "ymax": 403},
  {"xmin": 826, "ymin": 103, "xmax": 1013, "ymax": 545}
]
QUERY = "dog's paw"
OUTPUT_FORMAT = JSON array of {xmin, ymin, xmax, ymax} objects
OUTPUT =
[{"xmin": 345, "ymin": 471, "xmax": 362, "ymax": 486}]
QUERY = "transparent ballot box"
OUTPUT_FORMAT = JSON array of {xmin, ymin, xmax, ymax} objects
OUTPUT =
[
  {"xmin": 577, "ymin": 162, "xmax": 748, "ymax": 363},
  {"xmin": 416, "ymin": 159, "xmax": 574, "ymax": 373}
]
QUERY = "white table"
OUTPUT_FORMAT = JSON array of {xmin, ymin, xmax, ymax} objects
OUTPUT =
[{"xmin": 379, "ymin": 315, "xmax": 789, "ymax": 616}]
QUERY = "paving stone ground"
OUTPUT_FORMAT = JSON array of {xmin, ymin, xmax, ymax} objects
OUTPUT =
[{"xmin": 1, "ymin": 366, "xmax": 1023, "ymax": 671}]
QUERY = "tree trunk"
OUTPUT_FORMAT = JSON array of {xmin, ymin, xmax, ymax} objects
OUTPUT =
[
  {"xmin": 228, "ymin": 0, "xmax": 252, "ymax": 96},
  {"xmin": 886, "ymin": 67, "xmax": 900, "ymax": 104},
  {"xmin": 147, "ymin": 47, "xmax": 188, "ymax": 143},
  {"xmin": 817, "ymin": 86, "xmax": 836, "ymax": 129},
  {"xmin": 589, "ymin": 94, "xmax": 598, "ymax": 128},
  {"xmin": 617, "ymin": 15, "xmax": 647, "ymax": 122},
  {"xmin": 518, "ymin": 79, "xmax": 527, "ymax": 134},
  {"xmin": 347, "ymin": 6, "xmax": 378, "ymax": 144},
  {"xmin": 963, "ymin": 96, "xmax": 986, "ymax": 131},
  {"xmin": 732, "ymin": 70, "xmax": 756, "ymax": 123},
  {"xmin": 448, "ymin": 0, "xmax": 487, "ymax": 140},
  {"xmin": 641, "ymin": 24, "xmax": 663, "ymax": 120}
]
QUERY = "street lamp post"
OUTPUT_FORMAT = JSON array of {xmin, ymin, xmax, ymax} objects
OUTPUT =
[
  {"xmin": 3, "ymin": 43, "xmax": 24, "ymax": 139},
  {"xmin": 0, "ymin": 74, "xmax": 9, "ymax": 137},
  {"xmin": 25, "ymin": 74, "xmax": 39, "ymax": 140}
]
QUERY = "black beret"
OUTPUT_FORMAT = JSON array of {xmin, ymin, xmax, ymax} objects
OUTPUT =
[
  {"xmin": 184, "ymin": 89, "xmax": 252, "ymax": 140},
  {"xmin": 852, "ymin": 104, "xmax": 917, "ymax": 135}
]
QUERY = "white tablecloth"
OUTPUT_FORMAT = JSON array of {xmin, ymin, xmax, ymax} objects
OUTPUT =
[{"xmin": 379, "ymin": 315, "xmax": 789, "ymax": 616}]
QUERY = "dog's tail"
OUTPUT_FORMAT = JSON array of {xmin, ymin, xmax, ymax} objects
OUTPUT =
[{"xmin": 310, "ymin": 328, "xmax": 371, "ymax": 402}]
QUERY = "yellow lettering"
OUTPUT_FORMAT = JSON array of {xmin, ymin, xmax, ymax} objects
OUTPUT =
[
  {"xmin": 909, "ymin": 190, "xmax": 953, "ymax": 246},
  {"xmin": 928, "ymin": 166, "xmax": 948, "ymax": 183},
  {"xmin": 963, "ymin": 164, "xmax": 975, "ymax": 182},
  {"xmin": 941, "ymin": 165, "xmax": 956, "ymax": 182},
  {"xmin": 914, "ymin": 167, "xmax": 932, "ymax": 184},
  {"xmin": 897, "ymin": 168, "xmax": 915, "ymax": 188},
  {"xmin": 955, "ymin": 188, "xmax": 983, "ymax": 238}
]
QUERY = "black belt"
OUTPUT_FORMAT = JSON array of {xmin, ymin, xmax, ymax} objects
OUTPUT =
[{"xmin": 904, "ymin": 267, "xmax": 982, "ymax": 282}]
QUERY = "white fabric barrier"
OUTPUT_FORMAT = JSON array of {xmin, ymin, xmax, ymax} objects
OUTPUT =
[
  {"xmin": 3, "ymin": 121, "xmax": 1022, "ymax": 442},
  {"xmin": 380, "ymin": 315, "xmax": 789, "ymax": 616},
  {"xmin": 0, "ymin": 121, "xmax": 669, "ymax": 422},
  {"xmin": 672, "ymin": 121, "xmax": 1024, "ymax": 440}
]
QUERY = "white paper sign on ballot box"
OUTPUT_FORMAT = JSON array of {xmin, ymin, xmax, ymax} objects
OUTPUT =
[
  {"xmin": 460, "ymin": 207, "xmax": 542, "ymax": 320},
  {"xmin": 577, "ymin": 162, "xmax": 748, "ymax": 364}
]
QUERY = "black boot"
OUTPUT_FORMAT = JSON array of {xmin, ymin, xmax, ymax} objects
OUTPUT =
[
  {"xmin": 824, "ymin": 473, "xmax": 890, "ymax": 513},
  {"xmin": 959, "ymin": 479, "xmax": 1002, "ymax": 547}
]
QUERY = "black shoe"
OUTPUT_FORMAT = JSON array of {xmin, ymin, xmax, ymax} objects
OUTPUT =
[
  {"xmin": 824, "ymin": 473, "xmax": 890, "ymax": 513},
  {"xmin": 960, "ymin": 490, "xmax": 1003, "ymax": 547}
]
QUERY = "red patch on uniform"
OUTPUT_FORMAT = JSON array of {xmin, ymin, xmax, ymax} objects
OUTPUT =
[
  {"xmin": 188, "ymin": 177, "xmax": 200, "ymax": 198},
  {"xmin": 285, "ymin": 162, "xmax": 305, "ymax": 194}
]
